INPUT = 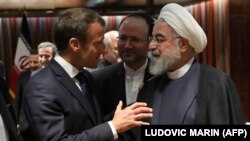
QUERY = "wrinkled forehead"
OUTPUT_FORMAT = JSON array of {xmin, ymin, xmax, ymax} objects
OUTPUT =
[{"xmin": 153, "ymin": 20, "xmax": 177, "ymax": 36}]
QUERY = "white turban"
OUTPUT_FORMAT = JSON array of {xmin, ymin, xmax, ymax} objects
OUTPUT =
[{"xmin": 158, "ymin": 3, "xmax": 207, "ymax": 54}]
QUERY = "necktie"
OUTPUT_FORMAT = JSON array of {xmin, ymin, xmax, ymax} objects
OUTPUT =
[{"xmin": 75, "ymin": 71, "xmax": 94, "ymax": 107}]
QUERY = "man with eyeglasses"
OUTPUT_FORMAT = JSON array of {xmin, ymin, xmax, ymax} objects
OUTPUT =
[
  {"xmin": 139, "ymin": 3, "xmax": 245, "ymax": 125},
  {"xmin": 92, "ymin": 12, "xmax": 155, "ymax": 140}
]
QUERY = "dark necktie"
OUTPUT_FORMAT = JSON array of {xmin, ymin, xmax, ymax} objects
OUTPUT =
[{"xmin": 75, "ymin": 71, "xmax": 95, "ymax": 107}]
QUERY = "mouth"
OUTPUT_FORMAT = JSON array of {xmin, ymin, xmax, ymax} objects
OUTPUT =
[
  {"xmin": 149, "ymin": 51, "xmax": 160, "ymax": 58},
  {"xmin": 121, "ymin": 51, "xmax": 134, "ymax": 57}
]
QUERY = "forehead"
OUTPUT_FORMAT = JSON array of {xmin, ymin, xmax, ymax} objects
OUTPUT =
[
  {"xmin": 119, "ymin": 17, "xmax": 148, "ymax": 36},
  {"xmin": 38, "ymin": 47, "xmax": 53, "ymax": 53},
  {"xmin": 153, "ymin": 20, "xmax": 173, "ymax": 35},
  {"xmin": 29, "ymin": 54, "xmax": 39, "ymax": 59},
  {"xmin": 88, "ymin": 22, "xmax": 105, "ymax": 40}
]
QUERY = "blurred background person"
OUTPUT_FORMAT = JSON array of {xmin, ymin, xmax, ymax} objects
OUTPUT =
[
  {"xmin": 15, "ymin": 49, "xmax": 41, "ymax": 141},
  {"xmin": 101, "ymin": 30, "xmax": 121, "ymax": 67},
  {"xmin": 86, "ymin": 30, "xmax": 121, "ymax": 72},
  {"xmin": 0, "ymin": 60, "xmax": 4, "ymax": 78},
  {"xmin": 0, "ymin": 60, "xmax": 18, "ymax": 141},
  {"xmin": 29, "ymin": 50, "xmax": 41, "ymax": 77},
  {"xmin": 38, "ymin": 41, "xmax": 57, "ymax": 68}
]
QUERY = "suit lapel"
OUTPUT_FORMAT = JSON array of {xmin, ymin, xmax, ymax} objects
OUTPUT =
[
  {"xmin": 50, "ymin": 60, "xmax": 97, "ymax": 124},
  {"xmin": 114, "ymin": 64, "xmax": 127, "ymax": 105},
  {"xmin": 81, "ymin": 70, "xmax": 102, "ymax": 123}
]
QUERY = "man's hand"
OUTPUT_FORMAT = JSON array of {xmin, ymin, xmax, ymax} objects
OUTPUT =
[{"xmin": 111, "ymin": 101, "xmax": 153, "ymax": 133}]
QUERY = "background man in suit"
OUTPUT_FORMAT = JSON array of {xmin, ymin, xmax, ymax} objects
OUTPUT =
[
  {"xmin": 93, "ymin": 12, "xmax": 154, "ymax": 116},
  {"xmin": 31, "ymin": 41, "xmax": 57, "ymax": 78},
  {"xmin": 23, "ymin": 8, "xmax": 152, "ymax": 141},
  {"xmin": 38, "ymin": 41, "xmax": 57, "ymax": 68},
  {"xmin": 0, "ymin": 60, "xmax": 18, "ymax": 141},
  {"xmin": 139, "ymin": 3, "xmax": 244, "ymax": 124},
  {"xmin": 15, "ymin": 49, "xmax": 41, "ymax": 141},
  {"xmin": 92, "ymin": 12, "xmax": 154, "ymax": 141}
]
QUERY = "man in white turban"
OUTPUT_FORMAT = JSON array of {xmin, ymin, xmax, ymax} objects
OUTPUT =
[{"xmin": 137, "ymin": 3, "xmax": 245, "ymax": 125}]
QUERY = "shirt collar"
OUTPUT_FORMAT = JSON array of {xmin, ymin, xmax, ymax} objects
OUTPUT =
[
  {"xmin": 124, "ymin": 59, "xmax": 148, "ymax": 77},
  {"xmin": 167, "ymin": 57, "xmax": 194, "ymax": 79},
  {"xmin": 54, "ymin": 54, "xmax": 79, "ymax": 78}
]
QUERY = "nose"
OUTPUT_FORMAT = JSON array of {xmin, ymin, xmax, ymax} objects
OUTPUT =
[
  {"xmin": 149, "ymin": 42, "xmax": 157, "ymax": 50},
  {"xmin": 40, "ymin": 56, "xmax": 45, "ymax": 62},
  {"xmin": 30, "ymin": 62, "xmax": 34, "ymax": 67},
  {"xmin": 123, "ymin": 39, "xmax": 132, "ymax": 49}
]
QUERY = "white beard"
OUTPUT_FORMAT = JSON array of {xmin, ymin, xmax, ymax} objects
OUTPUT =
[{"xmin": 149, "ymin": 43, "xmax": 181, "ymax": 75}]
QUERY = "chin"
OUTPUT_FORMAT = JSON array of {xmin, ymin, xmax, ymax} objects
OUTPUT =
[{"xmin": 123, "ymin": 56, "xmax": 135, "ymax": 62}]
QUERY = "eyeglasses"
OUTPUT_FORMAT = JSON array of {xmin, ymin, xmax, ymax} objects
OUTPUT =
[
  {"xmin": 117, "ymin": 36, "xmax": 149, "ymax": 45},
  {"xmin": 149, "ymin": 35, "xmax": 182, "ymax": 44}
]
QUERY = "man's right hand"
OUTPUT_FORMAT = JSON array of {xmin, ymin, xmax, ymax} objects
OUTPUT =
[{"xmin": 111, "ymin": 101, "xmax": 153, "ymax": 133}]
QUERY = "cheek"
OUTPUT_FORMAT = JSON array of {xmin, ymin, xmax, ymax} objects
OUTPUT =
[
  {"xmin": 85, "ymin": 46, "xmax": 100, "ymax": 58},
  {"xmin": 138, "ymin": 44, "xmax": 149, "ymax": 53},
  {"xmin": 117, "ymin": 46, "xmax": 123, "ymax": 53}
]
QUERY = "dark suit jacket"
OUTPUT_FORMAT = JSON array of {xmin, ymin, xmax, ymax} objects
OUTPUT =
[
  {"xmin": 23, "ymin": 59, "xmax": 114, "ymax": 141},
  {"xmin": 15, "ymin": 70, "xmax": 33, "ymax": 141},
  {"xmin": 92, "ymin": 61, "xmax": 153, "ymax": 141},
  {"xmin": 92, "ymin": 61, "xmax": 153, "ymax": 117},
  {"xmin": 0, "ymin": 77, "xmax": 18, "ymax": 141},
  {"xmin": 15, "ymin": 70, "xmax": 31, "ymax": 121}
]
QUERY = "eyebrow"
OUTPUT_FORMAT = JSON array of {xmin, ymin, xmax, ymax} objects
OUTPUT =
[
  {"xmin": 154, "ymin": 33, "xmax": 165, "ymax": 38},
  {"xmin": 119, "ymin": 35, "xmax": 141, "ymax": 38}
]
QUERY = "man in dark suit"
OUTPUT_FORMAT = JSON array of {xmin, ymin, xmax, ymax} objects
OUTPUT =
[
  {"xmin": 92, "ymin": 12, "xmax": 154, "ymax": 141},
  {"xmin": 15, "ymin": 49, "xmax": 40, "ymax": 141},
  {"xmin": 23, "ymin": 8, "xmax": 152, "ymax": 141},
  {"xmin": 0, "ymin": 61, "xmax": 18, "ymax": 141},
  {"xmin": 92, "ymin": 12, "xmax": 154, "ymax": 117}
]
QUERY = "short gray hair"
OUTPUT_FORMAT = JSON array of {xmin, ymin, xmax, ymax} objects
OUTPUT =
[{"xmin": 37, "ymin": 41, "xmax": 57, "ymax": 56}]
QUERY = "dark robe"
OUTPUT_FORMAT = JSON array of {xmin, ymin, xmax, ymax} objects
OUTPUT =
[
  {"xmin": 137, "ymin": 62, "xmax": 245, "ymax": 124},
  {"xmin": 133, "ymin": 61, "xmax": 245, "ymax": 141},
  {"xmin": 151, "ymin": 61, "xmax": 199, "ymax": 125}
]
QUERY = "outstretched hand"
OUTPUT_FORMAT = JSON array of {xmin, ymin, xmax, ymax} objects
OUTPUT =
[{"xmin": 111, "ymin": 101, "xmax": 153, "ymax": 133}]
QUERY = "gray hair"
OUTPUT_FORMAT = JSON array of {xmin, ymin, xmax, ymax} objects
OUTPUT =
[
  {"xmin": 103, "ymin": 30, "xmax": 118, "ymax": 48},
  {"xmin": 37, "ymin": 41, "xmax": 57, "ymax": 56}
]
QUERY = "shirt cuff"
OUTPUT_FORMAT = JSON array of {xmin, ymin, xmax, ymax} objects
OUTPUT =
[{"xmin": 108, "ymin": 121, "xmax": 118, "ymax": 140}]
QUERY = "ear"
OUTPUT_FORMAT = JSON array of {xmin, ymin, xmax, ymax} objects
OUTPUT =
[
  {"xmin": 69, "ymin": 38, "xmax": 80, "ymax": 52},
  {"xmin": 178, "ymin": 38, "xmax": 189, "ymax": 52}
]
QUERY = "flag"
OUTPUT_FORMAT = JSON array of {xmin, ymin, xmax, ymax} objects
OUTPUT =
[{"xmin": 9, "ymin": 14, "xmax": 32, "ymax": 99}]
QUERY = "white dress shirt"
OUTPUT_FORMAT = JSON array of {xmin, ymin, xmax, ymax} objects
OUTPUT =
[
  {"xmin": 124, "ymin": 59, "xmax": 148, "ymax": 105},
  {"xmin": 167, "ymin": 57, "xmax": 194, "ymax": 79}
]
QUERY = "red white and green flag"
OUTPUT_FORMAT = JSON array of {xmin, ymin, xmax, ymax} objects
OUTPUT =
[{"xmin": 9, "ymin": 14, "xmax": 32, "ymax": 99}]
